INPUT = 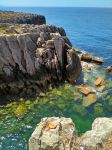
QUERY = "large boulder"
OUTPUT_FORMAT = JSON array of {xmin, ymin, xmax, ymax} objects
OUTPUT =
[
  {"xmin": 29, "ymin": 117, "xmax": 77, "ymax": 150},
  {"xmin": 29, "ymin": 117, "xmax": 112, "ymax": 150},
  {"xmin": 80, "ymin": 117, "xmax": 112, "ymax": 150}
]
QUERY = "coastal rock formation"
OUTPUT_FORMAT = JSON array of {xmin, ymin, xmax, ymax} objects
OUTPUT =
[
  {"xmin": 106, "ymin": 66, "xmax": 112, "ymax": 73},
  {"xmin": 0, "ymin": 11, "xmax": 46, "ymax": 25},
  {"xmin": 81, "ymin": 117, "xmax": 112, "ymax": 150},
  {"xmin": 0, "ymin": 24, "xmax": 81, "ymax": 95},
  {"xmin": 81, "ymin": 53, "xmax": 104, "ymax": 64},
  {"xmin": 29, "ymin": 117, "xmax": 112, "ymax": 150},
  {"xmin": 29, "ymin": 117, "xmax": 77, "ymax": 150}
]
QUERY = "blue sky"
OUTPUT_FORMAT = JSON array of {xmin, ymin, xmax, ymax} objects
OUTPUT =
[{"xmin": 0, "ymin": 0, "xmax": 112, "ymax": 7}]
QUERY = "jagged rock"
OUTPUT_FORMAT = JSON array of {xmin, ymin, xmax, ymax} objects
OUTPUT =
[
  {"xmin": 50, "ymin": 32, "xmax": 61, "ymax": 39},
  {"xmin": 81, "ymin": 117, "xmax": 112, "ymax": 150},
  {"xmin": 54, "ymin": 37, "xmax": 65, "ymax": 69},
  {"xmin": 29, "ymin": 117, "xmax": 112, "ymax": 150},
  {"xmin": 46, "ymin": 40, "xmax": 55, "ymax": 49},
  {"xmin": 0, "ymin": 24, "xmax": 81, "ymax": 95},
  {"xmin": 36, "ymin": 48, "xmax": 45, "ymax": 57},
  {"xmin": 66, "ymin": 49, "xmax": 82, "ymax": 83},
  {"xmin": 29, "ymin": 117, "xmax": 77, "ymax": 150},
  {"xmin": 0, "ymin": 11, "xmax": 46, "ymax": 25}
]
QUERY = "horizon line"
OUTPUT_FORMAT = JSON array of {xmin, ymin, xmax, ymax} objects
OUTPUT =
[{"xmin": 0, "ymin": 6, "xmax": 112, "ymax": 8}]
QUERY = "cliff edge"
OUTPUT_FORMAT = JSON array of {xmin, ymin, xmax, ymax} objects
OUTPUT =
[
  {"xmin": 0, "ymin": 11, "xmax": 46, "ymax": 25},
  {"xmin": 0, "ymin": 23, "xmax": 81, "ymax": 96}
]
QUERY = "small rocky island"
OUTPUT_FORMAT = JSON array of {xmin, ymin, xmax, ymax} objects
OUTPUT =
[{"xmin": 0, "ymin": 11, "xmax": 112, "ymax": 150}]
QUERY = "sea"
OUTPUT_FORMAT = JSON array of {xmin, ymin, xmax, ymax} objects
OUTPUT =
[{"xmin": 0, "ymin": 7, "xmax": 112, "ymax": 150}]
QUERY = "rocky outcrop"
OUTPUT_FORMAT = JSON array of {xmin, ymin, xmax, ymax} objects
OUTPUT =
[
  {"xmin": 0, "ymin": 24, "xmax": 81, "ymax": 96},
  {"xmin": 106, "ymin": 66, "xmax": 112, "ymax": 73},
  {"xmin": 81, "ymin": 117, "xmax": 112, "ymax": 150},
  {"xmin": 0, "ymin": 11, "xmax": 46, "ymax": 25},
  {"xmin": 29, "ymin": 117, "xmax": 112, "ymax": 150},
  {"xmin": 29, "ymin": 117, "xmax": 77, "ymax": 150},
  {"xmin": 81, "ymin": 53, "xmax": 104, "ymax": 64}
]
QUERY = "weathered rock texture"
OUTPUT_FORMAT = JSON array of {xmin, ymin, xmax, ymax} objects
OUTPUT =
[
  {"xmin": 0, "ymin": 11, "xmax": 46, "ymax": 25},
  {"xmin": 29, "ymin": 117, "xmax": 77, "ymax": 150},
  {"xmin": 29, "ymin": 117, "xmax": 112, "ymax": 150},
  {"xmin": 81, "ymin": 117, "xmax": 112, "ymax": 150},
  {"xmin": 0, "ymin": 24, "xmax": 81, "ymax": 95}
]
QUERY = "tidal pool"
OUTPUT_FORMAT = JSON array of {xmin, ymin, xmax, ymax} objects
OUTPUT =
[{"xmin": 0, "ymin": 67, "xmax": 112, "ymax": 150}]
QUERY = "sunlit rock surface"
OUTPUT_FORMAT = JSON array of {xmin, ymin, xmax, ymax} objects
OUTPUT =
[
  {"xmin": 29, "ymin": 117, "xmax": 77, "ymax": 150},
  {"xmin": 0, "ymin": 24, "xmax": 81, "ymax": 96},
  {"xmin": 0, "ymin": 11, "xmax": 46, "ymax": 25},
  {"xmin": 29, "ymin": 117, "xmax": 112, "ymax": 150},
  {"xmin": 81, "ymin": 117, "xmax": 112, "ymax": 150}
]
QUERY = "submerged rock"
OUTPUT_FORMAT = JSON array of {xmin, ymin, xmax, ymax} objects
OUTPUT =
[
  {"xmin": 77, "ymin": 85, "xmax": 92, "ymax": 95},
  {"xmin": 83, "ymin": 93, "xmax": 97, "ymax": 107},
  {"xmin": 97, "ymin": 85, "xmax": 105, "ymax": 92},
  {"xmin": 29, "ymin": 117, "xmax": 77, "ymax": 150},
  {"xmin": 94, "ymin": 77, "xmax": 105, "ymax": 86}
]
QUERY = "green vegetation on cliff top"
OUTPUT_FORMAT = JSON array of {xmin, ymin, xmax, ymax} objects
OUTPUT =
[{"xmin": 0, "ymin": 11, "xmax": 31, "ymax": 20}]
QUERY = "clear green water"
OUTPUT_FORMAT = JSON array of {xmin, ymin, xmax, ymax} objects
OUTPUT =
[{"xmin": 0, "ymin": 67, "xmax": 112, "ymax": 150}]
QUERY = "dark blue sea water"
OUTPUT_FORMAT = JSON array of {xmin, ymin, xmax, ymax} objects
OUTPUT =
[{"xmin": 0, "ymin": 7, "xmax": 112, "ymax": 66}]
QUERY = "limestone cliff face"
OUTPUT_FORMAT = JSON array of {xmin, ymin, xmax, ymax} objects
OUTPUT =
[
  {"xmin": 0, "ymin": 24, "xmax": 81, "ymax": 95},
  {"xmin": 0, "ymin": 11, "xmax": 46, "ymax": 25}
]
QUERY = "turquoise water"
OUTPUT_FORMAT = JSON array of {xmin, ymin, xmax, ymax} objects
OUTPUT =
[{"xmin": 0, "ymin": 7, "xmax": 112, "ymax": 150}]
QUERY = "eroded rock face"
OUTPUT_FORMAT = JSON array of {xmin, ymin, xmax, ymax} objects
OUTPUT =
[
  {"xmin": 80, "ymin": 117, "xmax": 112, "ymax": 150},
  {"xmin": 29, "ymin": 117, "xmax": 77, "ymax": 150},
  {"xmin": 0, "ymin": 24, "xmax": 81, "ymax": 95}
]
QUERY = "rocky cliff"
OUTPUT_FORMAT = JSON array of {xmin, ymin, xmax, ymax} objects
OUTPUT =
[
  {"xmin": 0, "ymin": 24, "xmax": 81, "ymax": 96},
  {"xmin": 0, "ymin": 11, "xmax": 46, "ymax": 25}
]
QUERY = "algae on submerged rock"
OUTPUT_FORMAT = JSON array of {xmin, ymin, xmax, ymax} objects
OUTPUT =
[{"xmin": 15, "ymin": 104, "xmax": 28, "ymax": 118}]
